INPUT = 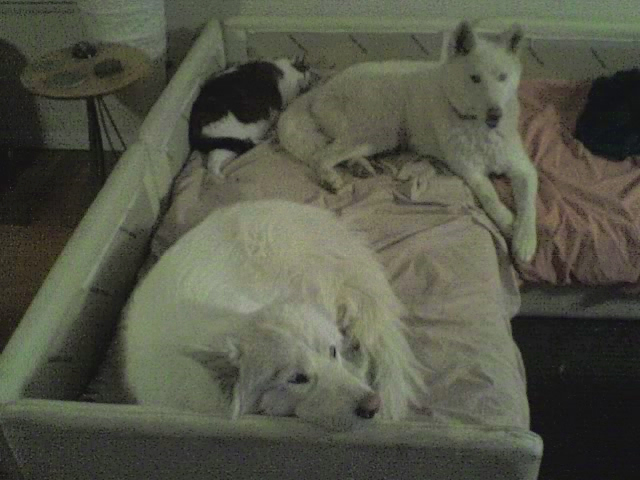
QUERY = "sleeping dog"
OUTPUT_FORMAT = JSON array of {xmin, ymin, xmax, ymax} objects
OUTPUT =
[{"xmin": 123, "ymin": 200, "xmax": 425, "ymax": 431}]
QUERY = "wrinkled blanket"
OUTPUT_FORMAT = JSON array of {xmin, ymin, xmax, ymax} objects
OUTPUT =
[{"xmin": 500, "ymin": 80, "xmax": 640, "ymax": 286}]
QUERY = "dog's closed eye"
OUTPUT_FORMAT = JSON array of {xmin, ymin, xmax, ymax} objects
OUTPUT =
[
  {"xmin": 330, "ymin": 346, "xmax": 337, "ymax": 359},
  {"xmin": 288, "ymin": 373, "xmax": 310, "ymax": 384}
]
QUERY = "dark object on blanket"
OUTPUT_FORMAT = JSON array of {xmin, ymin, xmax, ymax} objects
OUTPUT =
[
  {"xmin": 575, "ymin": 68, "xmax": 640, "ymax": 161},
  {"xmin": 71, "ymin": 41, "xmax": 97, "ymax": 60}
]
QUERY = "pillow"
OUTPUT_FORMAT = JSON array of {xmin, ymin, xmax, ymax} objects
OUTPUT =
[{"xmin": 574, "ymin": 69, "xmax": 640, "ymax": 160}]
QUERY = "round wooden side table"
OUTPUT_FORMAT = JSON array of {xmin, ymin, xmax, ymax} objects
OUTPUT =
[{"xmin": 21, "ymin": 43, "xmax": 152, "ymax": 185}]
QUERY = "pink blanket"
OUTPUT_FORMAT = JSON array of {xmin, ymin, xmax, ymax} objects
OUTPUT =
[{"xmin": 501, "ymin": 80, "xmax": 640, "ymax": 286}]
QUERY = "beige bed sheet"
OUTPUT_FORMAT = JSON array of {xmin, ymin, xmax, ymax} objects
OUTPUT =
[{"xmin": 140, "ymin": 145, "xmax": 529, "ymax": 429}]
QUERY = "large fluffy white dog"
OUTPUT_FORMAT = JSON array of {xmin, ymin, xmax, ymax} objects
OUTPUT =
[
  {"xmin": 278, "ymin": 21, "xmax": 538, "ymax": 263},
  {"xmin": 123, "ymin": 200, "xmax": 424, "ymax": 431}
]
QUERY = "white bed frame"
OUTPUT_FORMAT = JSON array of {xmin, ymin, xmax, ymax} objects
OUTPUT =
[
  {"xmin": 3, "ymin": 16, "xmax": 639, "ymax": 479},
  {"xmin": 224, "ymin": 16, "xmax": 640, "ymax": 80}
]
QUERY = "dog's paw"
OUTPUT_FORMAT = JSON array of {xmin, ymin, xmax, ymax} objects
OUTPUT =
[
  {"xmin": 494, "ymin": 208, "xmax": 515, "ymax": 237},
  {"xmin": 371, "ymin": 160, "xmax": 386, "ymax": 175},
  {"xmin": 512, "ymin": 220, "xmax": 537, "ymax": 263},
  {"xmin": 318, "ymin": 168, "xmax": 346, "ymax": 193},
  {"xmin": 318, "ymin": 179, "xmax": 338, "ymax": 193},
  {"xmin": 319, "ymin": 176, "xmax": 346, "ymax": 194},
  {"xmin": 396, "ymin": 161, "xmax": 432, "ymax": 181},
  {"xmin": 345, "ymin": 157, "xmax": 377, "ymax": 178}
]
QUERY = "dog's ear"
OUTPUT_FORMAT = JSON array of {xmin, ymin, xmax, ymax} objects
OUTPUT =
[
  {"xmin": 230, "ymin": 356, "xmax": 268, "ymax": 420},
  {"xmin": 219, "ymin": 332, "xmax": 273, "ymax": 419},
  {"xmin": 292, "ymin": 53, "xmax": 309, "ymax": 72},
  {"xmin": 185, "ymin": 338, "xmax": 258, "ymax": 419},
  {"xmin": 503, "ymin": 24, "xmax": 524, "ymax": 54},
  {"xmin": 450, "ymin": 20, "xmax": 476, "ymax": 57},
  {"xmin": 231, "ymin": 375, "xmax": 255, "ymax": 419},
  {"xmin": 186, "ymin": 337, "xmax": 242, "ymax": 367},
  {"xmin": 183, "ymin": 338, "xmax": 244, "ymax": 416}
]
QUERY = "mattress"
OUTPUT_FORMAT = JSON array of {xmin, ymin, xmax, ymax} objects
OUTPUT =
[{"xmin": 105, "ymin": 68, "xmax": 640, "ymax": 426}]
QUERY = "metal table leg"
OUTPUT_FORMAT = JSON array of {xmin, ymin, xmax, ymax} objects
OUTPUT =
[{"xmin": 86, "ymin": 96, "xmax": 106, "ymax": 185}]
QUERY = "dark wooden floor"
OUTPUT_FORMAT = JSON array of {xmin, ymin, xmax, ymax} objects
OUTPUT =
[
  {"xmin": 0, "ymin": 147, "xmax": 99, "ymax": 353},
  {"xmin": 513, "ymin": 317, "xmax": 640, "ymax": 480}
]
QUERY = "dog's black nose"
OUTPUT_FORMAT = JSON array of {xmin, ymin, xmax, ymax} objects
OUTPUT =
[
  {"xmin": 486, "ymin": 107, "xmax": 502, "ymax": 129},
  {"xmin": 355, "ymin": 392, "xmax": 381, "ymax": 419}
]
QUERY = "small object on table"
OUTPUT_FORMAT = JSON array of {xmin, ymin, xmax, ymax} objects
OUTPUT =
[
  {"xmin": 94, "ymin": 59, "xmax": 124, "ymax": 78},
  {"xmin": 21, "ymin": 42, "xmax": 152, "ymax": 185},
  {"xmin": 71, "ymin": 41, "xmax": 98, "ymax": 60},
  {"xmin": 45, "ymin": 71, "xmax": 88, "ymax": 89}
]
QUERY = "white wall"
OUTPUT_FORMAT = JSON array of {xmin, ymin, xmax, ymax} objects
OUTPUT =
[
  {"xmin": 232, "ymin": 0, "xmax": 639, "ymax": 23},
  {"xmin": 164, "ymin": 0, "xmax": 640, "ymax": 24},
  {"xmin": 164, "ymin": 0, "xmax": 640, "ymax": 73}
]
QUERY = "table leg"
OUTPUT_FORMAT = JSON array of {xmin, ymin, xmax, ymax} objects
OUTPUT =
[{"xmin": 86, "ymin": 97, "xmax": 105, "ymax": 185}]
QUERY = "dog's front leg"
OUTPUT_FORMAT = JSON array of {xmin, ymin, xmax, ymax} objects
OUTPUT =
[
  {"xmin": 505, "ymin": 155, "xmax": 538, "ymax": 263},
  {"xmin": 462, "ymin": 170, "xmax": 515, "ymax": 236}
]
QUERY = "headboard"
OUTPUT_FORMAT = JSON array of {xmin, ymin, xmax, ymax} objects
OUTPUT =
[{"xmin": 222, "ymin": 16, "xmax": 640, "ymax": 80}]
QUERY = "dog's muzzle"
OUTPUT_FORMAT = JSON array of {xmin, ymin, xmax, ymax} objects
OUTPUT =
[{"xmin": 485, "ymin": 107, "xmax": 502, "ymax": 129}]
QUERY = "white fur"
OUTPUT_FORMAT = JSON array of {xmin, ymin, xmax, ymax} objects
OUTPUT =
[
  {"xmin": 123, "ymin": 200, "xmax": 424, "ymax": 431},
  {"xmin": 201, "ymin": 114, "xmax": 272, "ymax": 142},
  {"xmin": 278, "ymin": 21, "xmax": 538, "ymax": 263},
  {"xmin": 206, "ymin": 149, "xmax": 240, "ymax": 176},
  {"xmin": 274, "ymin": 58, "xmax": 314, "ymax": 107},
  {"xmin": 202, "ymin": 115, "xmax": 272, "ymax": 175}
]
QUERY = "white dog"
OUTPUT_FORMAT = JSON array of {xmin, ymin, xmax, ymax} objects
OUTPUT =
[
  {"xmin": 123, "ymin": 200, "xmax": 424, "ymax": 431},
  {"xmin": 278, "ymin": 21, "xmax": 538, "ymax": 263}
]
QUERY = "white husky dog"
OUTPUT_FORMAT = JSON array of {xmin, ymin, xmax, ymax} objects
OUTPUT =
[
  {"xmin": 123, "ymin": 199, "xmax": 424, "ymax": 431},
  {"xmin": 278, "ymin": 21, "xmax": 537, "ymax": 263}
]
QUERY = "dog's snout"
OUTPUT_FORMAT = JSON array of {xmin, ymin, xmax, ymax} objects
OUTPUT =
[
  {"xmin": 485, "ymin": 107, "xmax": 502, "ymax": 129},
  {"xmin": 355, "ymin": 392, "xmax": 381, "ymax": 419}
]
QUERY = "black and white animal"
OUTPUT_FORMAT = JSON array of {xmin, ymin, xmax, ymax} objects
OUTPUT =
[{"xmin": 189, "ymin": 58, "xmax": 314, "ymax": 176}]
